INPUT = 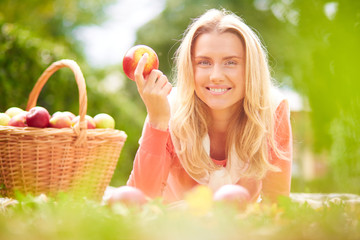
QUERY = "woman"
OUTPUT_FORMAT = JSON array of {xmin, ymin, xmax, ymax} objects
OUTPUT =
[{"xmin": 127, "ymin": 9, "xmax": 292, "ymax": 203}]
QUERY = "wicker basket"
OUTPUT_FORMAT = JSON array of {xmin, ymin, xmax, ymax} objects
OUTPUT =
[{"xmin": 0, "ymin": 59, "xmax": 127, "ymax": 200}]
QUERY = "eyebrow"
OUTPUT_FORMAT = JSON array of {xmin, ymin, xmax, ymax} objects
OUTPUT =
[
  {"xmin": 193, "ymin": 56, "xmax": 210, "ymax": 59},
  {"xmin": 193, "ymin": 55, "xmax": 243, "ymax": 59},
  {"xmin": 224, "ymin": 56, "xmax": 243, "ymax": 60}
]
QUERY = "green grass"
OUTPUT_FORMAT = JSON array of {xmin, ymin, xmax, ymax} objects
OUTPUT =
[{"xmin": 0, "ymin": 191, "xmax": 359, "ymax": 240}]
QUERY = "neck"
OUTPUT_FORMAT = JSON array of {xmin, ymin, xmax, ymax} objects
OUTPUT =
[
  {"xmin": 208, "ymin": 105, "xmax": 241, "ymax": 133},
  {"xmin": 207, "ymin": 108, "xmax": 237, "ymax": 160},
  {"xmin": 205, "ymin": 102, "xmax": 243, "ymax": 160},
  {"xmin": 210, "ymin": 113, "xmax": 231, "ymax": 133}
]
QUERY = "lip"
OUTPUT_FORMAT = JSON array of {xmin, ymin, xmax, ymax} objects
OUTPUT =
[{"xmin": 206, "ymin": 86, "xmax": 232, "ymax": 95}]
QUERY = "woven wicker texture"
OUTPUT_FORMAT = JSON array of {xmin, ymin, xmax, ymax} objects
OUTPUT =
[{"xmin": 0, "ymin": 60, "xmax": 127, "ymax": 200}]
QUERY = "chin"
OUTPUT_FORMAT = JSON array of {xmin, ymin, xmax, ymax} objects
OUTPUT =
[{"xmin": 208, "ymin": 101, "xmax": 243, "ymax": 113}]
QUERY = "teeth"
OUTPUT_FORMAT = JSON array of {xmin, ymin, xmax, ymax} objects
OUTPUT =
[{"xmin": 209, "ymin": 88, "xmax": 228, "ymax": 93}]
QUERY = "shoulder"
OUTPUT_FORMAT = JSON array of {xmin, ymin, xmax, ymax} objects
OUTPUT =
[{"xmin": 270, "ymin": 86, "xmax": 290, "ymax": 119}]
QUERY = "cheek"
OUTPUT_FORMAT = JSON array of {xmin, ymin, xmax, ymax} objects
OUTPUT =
[
  {"xmin": 194, "ymin": 69, "xmax": 206, "ymax": 87},
  {"xmin": 230, "ymin": 70, "xmax": 246, "ymax": 96},
  {"xmin": 193, "ymin": 75, "xmax": 207, "ymax": 100},
  {"xmin": 194, "ymin": 68, "xmax": 210, "ymax": 82},
  {"xmin": 239, "ymin": 82, "xmax": 246, "ymax": 100},
  {"xmin": 232, "ymin": 68, "xmax": 246, "ymax": 86},
  {"xmin": 194, "ymin": 79, "xmax": 202, "ymax": 96}
]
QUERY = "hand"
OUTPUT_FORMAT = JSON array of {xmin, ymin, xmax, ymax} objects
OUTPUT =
[{"xmin": 134, "ymin": 53, "xmax": 172, "ymax": 131}]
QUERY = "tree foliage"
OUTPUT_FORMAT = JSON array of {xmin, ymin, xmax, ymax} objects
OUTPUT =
[
  {"xmin": 0, "ymin": 0, "xmax": 116, "ymax": 110},
  {"xmin": 261, "ymin": 0, "xmax": 360, "ymax": 192}
]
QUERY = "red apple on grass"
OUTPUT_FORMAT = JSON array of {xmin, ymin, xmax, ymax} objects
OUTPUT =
[
  {"xmin": 213, "ymin": 184, "xmax": 251, "ymax": 210},
  {"xmin": 26, "ymin": 106, "xmax": 50, "ymax": 128},
  {"xmin": 8, "ymin": 111, "xmax": 28, "ymax": 127},
  {"xmin": 94, "ymin": 113, "xmax": 115, "ymax": 129},
  {"xmin": 122, "ymin": 45, "xmax": 159, "ymax": 81},
  {"xmin": 107, "ymin": 186, "xmax": 147, "ymax": 207},
  {"xmin": 71, "ymin": 115, "xmax": 96, "ymax": 129}
]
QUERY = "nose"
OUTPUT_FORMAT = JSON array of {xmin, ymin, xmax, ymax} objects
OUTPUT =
[{"xmin": 209, "ymin": 64, "xmax": 224, "ymax": 83}]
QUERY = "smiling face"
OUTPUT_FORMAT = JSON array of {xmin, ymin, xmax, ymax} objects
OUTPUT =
[{"xmin": 192, "ymin": 31, "xmax": 246, "ymax": 117}]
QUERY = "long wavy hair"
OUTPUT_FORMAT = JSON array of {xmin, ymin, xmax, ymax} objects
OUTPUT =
[{"xmin": 170, "ymin": 9, "xmax": 284, "ymax": 182}]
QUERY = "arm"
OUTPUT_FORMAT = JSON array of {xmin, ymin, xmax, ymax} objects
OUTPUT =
[
  {"xmin": 127, "ymin": 121, "xmax": 172, "ymax": 198},
  {"xmin": 261, "ymin": 99, "xmax": 293, "ymax": 202},
  {"xmin": 126, "ymin": 53, "xmax": 174, "ymax": 198}
]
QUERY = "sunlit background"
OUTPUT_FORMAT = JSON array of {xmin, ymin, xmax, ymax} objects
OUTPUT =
[
  {"xmin": 74, "ymin": 0, "xmax": 166, "ymax": 68},
  {"xmin": 1, "ymin": 0, "xmax": 359, "ymax": 194}
]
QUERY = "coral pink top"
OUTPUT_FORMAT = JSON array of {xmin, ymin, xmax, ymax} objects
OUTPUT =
[{"xmin": 127, "ymin": 100, "xmax": 292, "ymax": 203}]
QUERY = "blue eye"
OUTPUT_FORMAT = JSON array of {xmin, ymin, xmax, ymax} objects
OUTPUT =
[
  {"xmin": 225, "ymin": 60, "xmax": 237, "ymax": 65},
  {"xmin": 197, "ymin": 60, "xmax": 211, "ymax": 66}
]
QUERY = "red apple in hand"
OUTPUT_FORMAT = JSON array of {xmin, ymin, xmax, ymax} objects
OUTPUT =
[
  {"xmin": 213, "ymin": 184, "xmax": 251, "ymax": 210},
  {"xmin": 107, "ymin": 186, "xmax": 147, "ymax": 207},
  {"xmin": 122, "ymin": 45, "xmax": 159, "ymax": 81},
  {"xmin": 26, "ymin": 106, "xmax": 50, "ymax": 128},
  {"xmin": 49, "ymin": 112, "xmax": 72, "ymax": 128},
  {"xmin": 71, "ymin": 115, "xmax": 96, "ymax": 129},
  {"xmin": 8, "ymin": 111, "xmax": 28, "ymax": 127}
]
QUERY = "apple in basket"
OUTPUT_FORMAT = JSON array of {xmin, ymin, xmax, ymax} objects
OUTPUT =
[
  {"xmin": 8, "ymin": 111, "xmax": 28, "ymax": 127},
  {"xmin": 122, "ymin": 45, "xmax": 159, "ymax": 81},
  {"xmin": 213, "ymin": 184, "xmax": 251, "ymax": 210},
  {"xmin": 26, "ymin": 106, "xmax": 51, "ymax": 128},
  {"xmin": 49, "ymin": 112, "xmax": 73, "ymax": 128},
  {"xmin": 71, "ymin": 115, "xmax": 96, "ymax": 129},
  {"xmin": 53, "ymin": 111, "xmax": 76, "ymax": 121},
  {"xmin": 107, "ymin": 186, "xmax": 147, "ymax": 207},
  {"xmin": 0, "ymin": 113, "xmax": 11, "ymax": 126},
  {"xmin": 94, "ymin": 113, "xmax": 115, "ymax": 129},
  {"xmin": 5, "ymin": 107, "xmax": 25, "ymax": 118}
]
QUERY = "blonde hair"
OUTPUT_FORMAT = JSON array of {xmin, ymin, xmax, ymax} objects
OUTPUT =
[{"xmin": 170, "ymin": 9, "xmax": 283, "ymax": 181}]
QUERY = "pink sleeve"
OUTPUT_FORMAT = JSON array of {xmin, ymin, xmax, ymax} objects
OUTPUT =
[
  {"xmin": 261, "ymin": 99, "xmax": 293, "ymax": 202},
  {"xmin": 126, "ymin": 122, "xmax": 172, "ymax": 198}
]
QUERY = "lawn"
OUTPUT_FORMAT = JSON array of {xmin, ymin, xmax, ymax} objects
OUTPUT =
[{"xmin": 1, "ymin": 188, "xmax": 359, "ymax": 240}]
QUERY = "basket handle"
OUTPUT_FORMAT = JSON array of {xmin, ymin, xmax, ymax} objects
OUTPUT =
[{"xmin": 26, "ymin": 59, "xmax": 88, "ymax": 146}]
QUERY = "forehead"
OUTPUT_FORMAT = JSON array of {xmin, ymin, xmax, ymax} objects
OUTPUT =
[{"xmin": 192, "ymin": 31, "xmax": 245, "ymax": 57}]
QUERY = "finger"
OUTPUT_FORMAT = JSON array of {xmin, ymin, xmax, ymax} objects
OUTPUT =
[
  {"xmin": 163, "ymin": 82, "xmax": 172, "ymax": 95},
  {"xmin": 134, "ymin": 53, "xmax": 148, "ymax": 90},
  {"xmin": 156, "ymin": 74, "xmax": 169, "ymax": 89},
  {"xmin": 146, "ymin": 69, "xmax": 163, "ymax": 87},
  {"xmin": 149, "ymin": 73, "xmax": 169, "ymax": 95}
]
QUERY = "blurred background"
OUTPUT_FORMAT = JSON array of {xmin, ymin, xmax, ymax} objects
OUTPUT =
[{"xmin": 1, "ymin": 0, "xmax": 359, "ymax": 194}]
